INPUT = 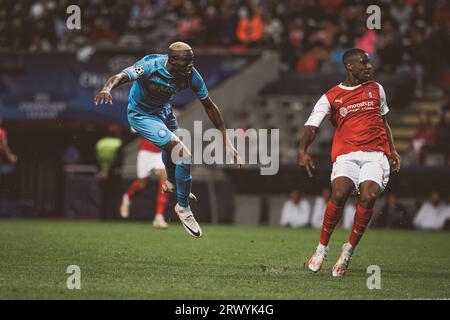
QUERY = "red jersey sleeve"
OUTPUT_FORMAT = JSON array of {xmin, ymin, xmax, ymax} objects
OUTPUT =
[{"xmin": 138, "ymin": 138, "xmax": 162, "ymax": 153}]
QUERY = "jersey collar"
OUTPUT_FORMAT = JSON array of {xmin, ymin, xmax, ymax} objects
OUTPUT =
[
  {"xmin": 157, "ymin": 56, "xmax": 174, "ymax": 79},
  {"xmin": 338, "ymin": 83, "xmax": 362, "ymax": 90}
]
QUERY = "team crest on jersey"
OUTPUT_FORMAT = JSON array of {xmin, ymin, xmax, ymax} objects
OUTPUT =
[
  {"xmin": 339, "ymin": 107, "xmax": 348, "ymax": 117},
  {"xmin": 365, "ymin": 89, "xmax": 373, "ymax": 98},
  {"xmin": 158, "ymin": 129, "xmax": 168, "ymax": 138}
]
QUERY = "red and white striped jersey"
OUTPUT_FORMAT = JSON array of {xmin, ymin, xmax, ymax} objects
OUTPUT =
[{"xmin": 305, "ymin": 81, "xmax": 391, "ymax": 162}]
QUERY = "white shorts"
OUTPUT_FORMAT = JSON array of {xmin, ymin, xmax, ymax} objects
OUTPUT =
[
  {"xmin": 331, "ymin": 151, "xmax": 390, "ymax": 193},
  {"xmin": 137, "ymin": 150, "xmax": 165, "ymax": 179}
]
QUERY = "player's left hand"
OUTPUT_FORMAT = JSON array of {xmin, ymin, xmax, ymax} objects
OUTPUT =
[
  {"xmin": 94, "ymin": 90, "xmax": 113, "ymax": 105},
  {"xmin": 390, "ymin": 151, "xmax": 401, "ymax": 172},
  {"xmin": 225, "ymin": 139, "xmax": 243, "ymax": 168}
]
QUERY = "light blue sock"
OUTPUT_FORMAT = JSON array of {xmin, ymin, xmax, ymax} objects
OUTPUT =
[
  {"xmin": 162, "ymin": 150, "xmax": 176, "ymax": 185},
  {"xmin": 175, "ymin": 161, "xmax": 192, "ymax": 208}
]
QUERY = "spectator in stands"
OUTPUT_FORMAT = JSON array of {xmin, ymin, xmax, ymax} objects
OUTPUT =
[
  {"xmin": 280, "ymin": 190, "xmax": 311, "ymax": 228},
  {"xmin": 0, "ymin": 117, "xmax": 18, "ymax": 165},
  {"xmin": 373, "ymin": 193, "xmax": 412, "ymax": 229},
  {"xmin": 177, "ymin": 2, "xmax": 203, "ymax": 44},
  {"xmin": 311, "ymin": 187, "xmax": 331, "ymax": 228},
  {"xmin": 442, "ymin": 193, "xmax": 450, "ymax": 230},
  {"xmin": 414, "ymin": 191, "xmax": 447, "ymax": 230},
  {"xmin": 377, "ymin": 19, "xmax": 402, "ymax": 74},
  {"xmin": 408, "ymin": 111, "xmax": 436, "ymax": 165},
  {"xmin": 29, "ymin": 17, "xmax": 57, "ymax": 51},
  {"xmin": 95, "ymin": 124, "xmax": 123, "ymax": 219},
  {"xmin": 389, "ymin": 0, "xmax": 414, "ymax": 35},
  {"xmin": 236, "ymin": 5, "xmax": 264, "ymax": 48},
  {"xmin": 88, "ymin": 17, "xmax": 118, "ymax": 45},
  {"xmin": 295, "ymin": 43, "xmax": 329, "ymax": 74},
  {"xmin": 354, "ymin": 27, "xmax": 376, "ymax": 56},
  {"xmin": 263, "ymin": 12, "xmax": 283, "ymax": 48},
  {"xmin": 128, "ymin": 0, "xmax": 155, "ymax": 29},
  {"xmin": 432, "ymin": 108, "xmax": 450, "ymax": 165}
]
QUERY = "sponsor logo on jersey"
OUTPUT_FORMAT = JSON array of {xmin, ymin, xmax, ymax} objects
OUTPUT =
[
  {"xmin": 339, "ymin": 107, "xmax": 348, "ymax": 117},
  {"xmin": 346, "ymin": 100, "xmax": 375, "ymax": 111},
  {"xmin": 335, "ymin": 98, "xmax": 344, "ymax": 104}
]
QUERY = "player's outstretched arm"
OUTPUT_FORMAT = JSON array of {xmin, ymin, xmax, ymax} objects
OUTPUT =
[
  {"xmin": 200, "ymin": 97, "xmax": 242, "ymax": 167},
  {"xmin": 94, "ymin": 72, "xmax": 130, "ymax": 105},
  {"xmin": 298, "ymin": 125, "xmax": 318, "ymax": 177},
  {"xmin": 383, "ymin": 116, "xmax": 401, "ymax": 172},
  {"xmin": 0, "ymin": 142, "xmax": 17, "ymax": 164}
]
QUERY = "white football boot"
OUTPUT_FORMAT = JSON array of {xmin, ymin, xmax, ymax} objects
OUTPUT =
[
  {"xmin": 332, "ymin": 243, "xmax": 353, "ymax": 277},
  {"xmin": 152, "ymin": 214, "xmax": 168, "ymax": 229},
  {"xmin": 307, "ymin": 243, "xmax": 328, "ymax": 273},
  {"xmin": 162, "ymin": 181, "xmax": 198, "ymax": 202},
  {"xmin": 174, "ymin": 204, "xmax": 202, "ymax": 238},
  {"xmin": 120, "ymin": 194, "xmax": 130, "ymax": 218}
]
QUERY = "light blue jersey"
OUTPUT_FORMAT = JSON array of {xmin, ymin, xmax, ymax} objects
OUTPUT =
[
  {"xmin": 122, "ymin": 54, "xmax": 208, "ymax": 148},
  {"xmin": 122, "ymin": 54, "xmax": 208, "ymax": 112}
]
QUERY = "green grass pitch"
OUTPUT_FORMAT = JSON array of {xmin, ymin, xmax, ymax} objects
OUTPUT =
[{"xmin": 0, "ymin": 219, "xmax": 449, "ymax": 299}]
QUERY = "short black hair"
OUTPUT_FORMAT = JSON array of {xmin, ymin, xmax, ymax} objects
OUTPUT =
[{"xmin": 342, "ymin": 48, "xmax": 367, "ymax": 66}]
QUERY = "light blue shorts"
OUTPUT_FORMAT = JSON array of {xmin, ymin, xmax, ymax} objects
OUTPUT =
[{"xmin": 127, "ymin": 104, "xmax": 179, "ymax": 149}]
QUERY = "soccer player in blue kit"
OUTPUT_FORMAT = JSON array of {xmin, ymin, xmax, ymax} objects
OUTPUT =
[{"xmin": 95, "ymin": 42, "xmax": 240, "ymax": 238}]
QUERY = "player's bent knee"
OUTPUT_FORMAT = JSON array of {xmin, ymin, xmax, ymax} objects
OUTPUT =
[
  {"xmin": 359, "ymin": 191, "xmax": 378, "ymax": 207},
  {"xmin": 331, "ymin": 190, "xmax": 349, "ymax": 205}
]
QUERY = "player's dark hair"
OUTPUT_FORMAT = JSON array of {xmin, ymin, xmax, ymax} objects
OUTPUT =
[{"xmin": 342, "ymin": 48, "xmax": 367, "ymax": 66}]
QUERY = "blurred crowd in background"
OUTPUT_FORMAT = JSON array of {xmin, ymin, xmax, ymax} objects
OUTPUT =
[
  {"xmin": 1, "ymin": 0, "xmax": 450, "ymax": 79},
  {"xmin": 280, "ymin": 188, "xmax": 450, "ymax": 231},
  {"xmin": 1, "ymin": 0, "xmax": 449, "ymax": 220},
  {"xmin": 400, "ymin": 91, "xmax": 450, "ymax": 166}
]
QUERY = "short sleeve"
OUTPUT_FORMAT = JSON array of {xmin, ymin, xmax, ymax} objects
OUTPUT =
[
  {"xmin": 377, "ymin": 83, "xmax": 389, "ymax": 115},
  {"xmin": 304, "ymin": 94, "xmax": 331, "ymax": 127},
  {"xmin": 122, "ymin": 57, "xmax": 152, "ymax": 81},
  {"xmin": 190, "ymin": 68, "xmax": 208, "ymax": 100}
]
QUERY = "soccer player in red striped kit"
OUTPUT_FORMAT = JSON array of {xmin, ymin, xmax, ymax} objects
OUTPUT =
[
  {"xmin": 298, "ymin": 48, "xmax": 401, "ymax": 277},
  {"xmin": 120, "ymin": 137, "xmax": 170, "ymax": 228}
]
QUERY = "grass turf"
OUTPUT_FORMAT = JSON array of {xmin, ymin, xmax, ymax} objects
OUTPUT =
[{"xmin": 0, "ymin": 219, "xmax": 449, "ymax": 300}]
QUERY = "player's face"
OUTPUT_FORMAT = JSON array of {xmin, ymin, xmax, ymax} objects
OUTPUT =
[
  {"xmin": 352, "ymin": 53, "xmax": 373, "ymax": 82},
  {"xmin": 170, "ymin": 51, "xmax": 194, "ymax": 78}
]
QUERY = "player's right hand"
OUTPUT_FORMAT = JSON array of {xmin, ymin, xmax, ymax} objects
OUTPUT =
[
  {"xmin": 94, "ymin": 91, "xmax": 113, "ymax": 105},
  {"xmin": 298, "ymin": 150, "xmax": 315, "ymax": 178}
]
